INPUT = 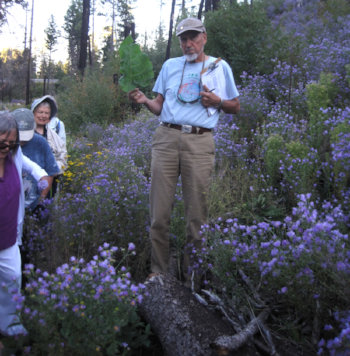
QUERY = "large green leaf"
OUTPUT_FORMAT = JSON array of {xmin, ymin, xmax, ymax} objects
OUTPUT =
[{"xmin": 119, "ymin": 36, "xmax": 154, "ymax": 92}]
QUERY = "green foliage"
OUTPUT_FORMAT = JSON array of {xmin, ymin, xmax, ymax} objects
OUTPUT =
[
  {"xmin": 285, "ymin": 141, "xmax": 309, "ymax": 159},
  {"xmin": 306, "ymin": 72, "xmax": 339, "ymax": 151},
  {"xmin": 0, "ymin": 49, "xmax": 34, "ymax": 102},
  {"xmin": 0, "ymin": 0, "xmax": 26, "ymax": 27},
  {"xmin": 346, "ymin": 64, "xmax": 350, "ymax": 86},
  {"xmin": 63, "ymin": 0, "xmax": 83, "ymax": 72},
  {"xmin": 56, "ymin": 67, "xmax": 129, "ymax": 133},
  {"xmin": 306, "ymin": 72, "xmax": 338, "ymax": 117},
  {"xmin": 319, "ymin": 0, "xmax": 350, "ymax": 19},
  {"xmin": 44, "ymin": 15, "xmax": 60, "ymax": 53},
  {"xmin": 265, "ymin": 134, "xmax": 285, "ymax": 185},
  {"xmin": 285, "ymin": 141, "xmax": 317, "ymax": 195},
  {"xmin": 204, "ymin": 0, "xmax": 284, "ymax": 79},
  {"xmin": 143, "ymin": 24, "xmax": 168, "ymax": 79},
  {"xmin": 169, "ymin": 193, "xmax": 186, "ymax": 277},
  {"xmin": 119, "ymin": 36, "xmax": 154, "ymax": 92},
  {"xmin": 330, "ymin": 121, "xmax": 350, "ymax": 194},
  {"xmin": 264, "ymin": 134, "xmax": 319, "ymax": 207}
]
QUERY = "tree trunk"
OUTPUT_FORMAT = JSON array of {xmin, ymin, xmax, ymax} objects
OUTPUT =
[
  {"xmin": 78, "ymin": 0, "xmax": 90, "ymax": 76},
  {"xmin": 198, "ymin": 0, "xmax": 205, "ymax": 18},
  {"xmin": 205, "ymin": 0, "xmax": 220, "ymax": 12},
  {"xmin": 139, "ymin": 274, "xmax": 257, "ymax": 356},
  {"xmin": 181, "ymin": 0, "xmax": 186, "ymax": 16},
  {"xmin": 25, "ymin": 0, "xmax": 34, "ymax": 105},
  {"xmin": 213, "ymin": 0, "xmax": 220, "ymax": 10},
  {"xmin": 110, "ymin": 0, "xmax": 116, "ymax": 52},
  {"xmin": 165, "ymin": 0, "xmax": 176, "ymax": 61},
  {"xmin": 91, "ymin": 0, "xmax": 95, "ymax": 49}
]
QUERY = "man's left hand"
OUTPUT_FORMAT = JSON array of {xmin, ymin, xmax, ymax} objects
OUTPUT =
[{"xmin": 200, "ymin": 85, "xmax": 221, "ymax": 108}]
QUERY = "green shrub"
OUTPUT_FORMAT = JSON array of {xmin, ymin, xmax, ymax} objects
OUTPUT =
[
  {"xmin": 264, "ymin": 134, "xmax": 285, "ymax": 185},
  {"xmin": 306, "ymin": 72, "xmax": 338, "ymax": 151},
  {"xmin": 57, "ymin": 69, "xmax": 129, "ymax": 134},
  {"xmin": 284, "ymin": 141, "xmax": 317, "ymax": 194}
]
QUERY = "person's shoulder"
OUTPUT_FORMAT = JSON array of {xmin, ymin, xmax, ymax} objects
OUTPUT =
[
  {"xmin": 48, "ymin": 116, "xmax": 59, "ymax": 127},
  {"xmin": 47, "ymin": 126, "xmax": 59, "ymax": 137},
  {"xmin": 207, "ymin": 56, "xmax": 228, "ymax": 66},
  {"xmin": 164, "ymin": 56, "xmax": 184, "ymax": 67},
  {"xmin": 31, "ymin": 133, "xmax": 47, "ymax": 144},
  {"xmin": 32, "ymin": 133, "xmax": 52, "ymax": 150}
]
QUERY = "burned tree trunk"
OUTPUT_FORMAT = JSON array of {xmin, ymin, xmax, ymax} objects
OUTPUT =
[
  {"xmin": 78, "ymin": 0, "xmax": 90, "ymax": 76},
  {"xmin": 165, "ymin": 0, "xmax": 176, "ymax": 61},
  {"xmin": 139, "ymin": 274, "xmax": 257, "ymax": 356}
]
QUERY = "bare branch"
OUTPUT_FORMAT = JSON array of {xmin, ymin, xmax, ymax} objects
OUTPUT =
[{"xmin": 214, "ymin": 308, "xmax": 270, "ymax": 350}]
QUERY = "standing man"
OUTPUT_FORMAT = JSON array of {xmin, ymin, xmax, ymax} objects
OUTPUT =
[{"xmin": 129, "ymin": 18, "xmax": 240, "ymax": 285}]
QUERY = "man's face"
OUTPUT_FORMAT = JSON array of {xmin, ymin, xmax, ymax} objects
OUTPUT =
[
  {"xmin": 179, "ymin": 31, "xmax": 207, "ymax": 62},
  {"xmin": 34, "ymin": 104, "xmax": 51, "ymax": 127}
]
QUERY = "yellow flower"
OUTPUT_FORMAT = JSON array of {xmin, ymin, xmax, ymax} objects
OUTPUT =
[{"xmin": 114, "ymin": 325, "xmax": 120, "ymax": 332}]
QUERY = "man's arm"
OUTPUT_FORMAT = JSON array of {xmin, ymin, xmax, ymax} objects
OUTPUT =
[
  {"xmin": 220, "ymin": 97, "xmax": 240, "ymax": 114},
  {"xmin": 129, "ymin": 89, "xmax": 164, "ymax": 116}
]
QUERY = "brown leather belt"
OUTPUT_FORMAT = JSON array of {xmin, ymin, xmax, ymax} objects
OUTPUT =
[{"xmin": 161, "ymin": 122, "xmax": 212, "ymax": 134}]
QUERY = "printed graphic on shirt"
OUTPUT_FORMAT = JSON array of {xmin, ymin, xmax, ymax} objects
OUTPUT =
[{"xmin": 177, "ymin": 73, "xmax": 201, "ymax": 104}]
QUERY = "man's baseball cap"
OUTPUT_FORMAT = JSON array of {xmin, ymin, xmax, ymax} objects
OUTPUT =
[
  {"xmin": 176, "ymin": 17, "xmax": 206, "ymax": 36},
  {"xmin": 12, "ymin": 108, "xmax": 35, "ymax": 142}
]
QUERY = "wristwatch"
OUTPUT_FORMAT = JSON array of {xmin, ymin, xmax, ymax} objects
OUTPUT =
[{"xmin": 216, "ymin": 98, "xmax": 223, "ymax": 111}]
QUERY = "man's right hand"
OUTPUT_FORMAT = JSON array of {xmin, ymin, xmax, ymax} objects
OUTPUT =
[
  {"xmin": 128, "ymin": 90, "xmax": 164, "ymax": 116},
  {"xmin": 128, "ymin": 88, "xmax": 147, "ymax": 104}
]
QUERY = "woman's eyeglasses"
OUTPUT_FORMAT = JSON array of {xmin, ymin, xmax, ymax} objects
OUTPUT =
[{"xmin": 0, "ymin": 142, "xmax": 19, "ymax": 150}]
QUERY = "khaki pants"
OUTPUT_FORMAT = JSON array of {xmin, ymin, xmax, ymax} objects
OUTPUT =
[{"xmin": 150, "ymin": 125, "xmax": 215, "ymax": 276}]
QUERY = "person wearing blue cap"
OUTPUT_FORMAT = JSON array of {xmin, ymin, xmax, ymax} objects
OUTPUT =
[
  {"xmin": 12, "ymin": 108, "xmax": 60, "ymax": 210},
  {"xmin": 128, "ymin": 17, "xmax": 240, "ymax": 289}
]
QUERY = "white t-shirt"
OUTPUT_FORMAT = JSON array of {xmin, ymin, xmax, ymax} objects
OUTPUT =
[{"xmin": 153, "ymin": 55, "xmax": 239, "ymax": 129}]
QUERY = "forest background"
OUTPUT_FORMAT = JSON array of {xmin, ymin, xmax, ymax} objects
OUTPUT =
[{"xmin": 1, "ymin": 0, "xmax": 350, "ymax": 355}]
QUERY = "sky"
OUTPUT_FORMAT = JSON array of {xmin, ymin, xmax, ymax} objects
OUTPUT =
[{"xmin": 0, "ymin": 0, "xmax": 177, "ymax": 63}]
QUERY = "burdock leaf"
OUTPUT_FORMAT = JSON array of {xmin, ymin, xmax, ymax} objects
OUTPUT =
[{"xmin": 119, "ymin": 36, "xmax": 154, "ymax": 92}]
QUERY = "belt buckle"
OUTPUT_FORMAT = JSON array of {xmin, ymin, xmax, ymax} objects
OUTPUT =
[{"xmin": 181, "ymin": 124, "xmax": 192, "ymax": 134}]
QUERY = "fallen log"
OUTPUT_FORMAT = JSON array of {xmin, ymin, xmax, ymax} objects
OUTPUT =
[{"xmin": 138, "ymin": 273, "xmax": 258, "ymax": 356}]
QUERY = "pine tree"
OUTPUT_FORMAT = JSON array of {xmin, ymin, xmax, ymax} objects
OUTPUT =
[{"xmin": 44, "ymin": 15, "xmax": 60, "ymax": 91}]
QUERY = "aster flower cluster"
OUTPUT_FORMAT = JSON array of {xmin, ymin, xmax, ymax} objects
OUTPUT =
[
  {"xmin": 18, "ymin": 243, "xmax": 150, "ymax": 355},
  {"xmin": 193, "ymin": 193, "xmax": 350, "ymax": 353},
  {"xmin": 23, "ymin": 119, "xmax": 157, "ymax": 274}
]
